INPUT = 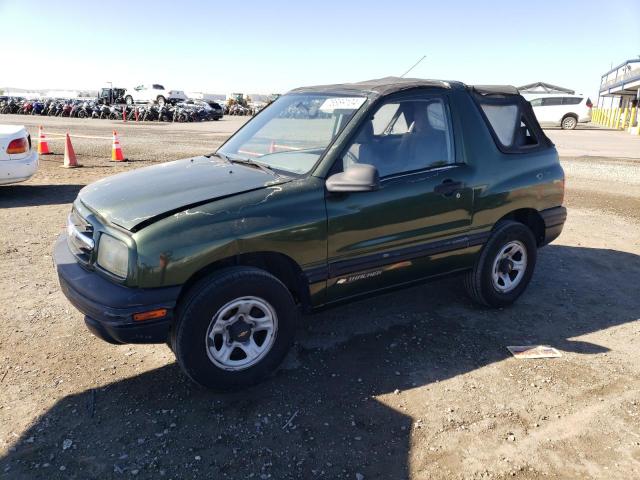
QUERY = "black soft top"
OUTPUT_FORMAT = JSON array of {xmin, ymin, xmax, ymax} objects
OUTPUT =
[
  {"xmin": 288, "ymin": 76, "xmax": 520, "ymax": 99},
  {"xmin": 289, "ymin": 76, "xmax": 459, "ymax": 97}
]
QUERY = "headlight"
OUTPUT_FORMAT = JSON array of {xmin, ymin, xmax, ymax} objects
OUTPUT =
[{"xmin": 97, "ymin": 234, "xmax": 129, "ymax": 278}]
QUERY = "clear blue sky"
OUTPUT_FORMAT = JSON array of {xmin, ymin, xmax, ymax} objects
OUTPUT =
[{"xmin": 1, "ymin": 0, "xmax": 638, "ymax": 100}]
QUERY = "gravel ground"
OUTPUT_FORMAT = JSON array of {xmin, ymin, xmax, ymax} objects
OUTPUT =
[{"xmin": 1, "ymin": 115, "xmax": 639, "ymax": 479}]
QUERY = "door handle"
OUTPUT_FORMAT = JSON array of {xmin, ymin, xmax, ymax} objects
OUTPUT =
[{"xmin": 434, "ymin": 179, "xmax": 464, "ymax": 196}]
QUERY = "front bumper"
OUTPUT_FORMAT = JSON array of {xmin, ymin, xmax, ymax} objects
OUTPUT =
[
  {"xmin": 54, "ymin": 234, "xmax": 181, "ymax": 344},
  {"xmin": 0, "ymin": 150, "xmax": 39, "ymax": 185},
  {"xmin": 540, "ymin": 206, "xmax": 567, "ymax": 245}
]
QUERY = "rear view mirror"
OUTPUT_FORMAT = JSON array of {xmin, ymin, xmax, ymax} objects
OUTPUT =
[{"xmin": 326, "ymin": 163, "xmax": 380, "ymax": 193}]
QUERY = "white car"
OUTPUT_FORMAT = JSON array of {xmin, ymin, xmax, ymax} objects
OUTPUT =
[
  {"xmin": 124, "ymin": 84, "xmax": 188, "ymax": 106},
  {"xmin": 524, "ymin": 94, "xmax": 592, "ymax": 129},
  {"xmin": 0, "ymin": 125, "xmax": 38, "ymax": 185}
]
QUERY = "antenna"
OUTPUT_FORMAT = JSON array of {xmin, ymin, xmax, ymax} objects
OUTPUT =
[{"xmin": 400, "ymin": 55, "xmax": 426, "ymax": 78}]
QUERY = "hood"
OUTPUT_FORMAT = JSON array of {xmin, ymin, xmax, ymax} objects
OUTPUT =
[{"xmin": 78, "ymin": 156, "xmax": 290, "ymax": 231}]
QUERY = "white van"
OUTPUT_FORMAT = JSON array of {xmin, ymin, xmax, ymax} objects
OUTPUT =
[{"xmin": 524, "ymin": 94, "xmax": 592, "ymax": 129}]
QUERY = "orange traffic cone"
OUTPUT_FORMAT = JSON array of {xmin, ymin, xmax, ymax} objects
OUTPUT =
[
  {"xmin": 62, "ymin": 133, "xmax": 81, "ymax": 168},
  {"xmin": 111, "ymin": 130, "xmax": 126, "ymax": 162},
  {"xmin": 37, "ymin": 126, "xmax": 52, "ymax": 155}
]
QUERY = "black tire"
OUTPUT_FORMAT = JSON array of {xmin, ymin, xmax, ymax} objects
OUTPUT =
[
  {"xmin": 561, "ymin": 115, "xmax": 577, "ymax": 130},
  {"xmin": 125, "ymin": 96, "xmax": 134, "ymax": 106},
  {"xmin": 157, "ymin": 96, "xmax": 166, "ymax": 106},
  {"xmin": 170, "ymin": 267, "xmax": 298, "ymax": 390},
  {"xmin": 464, "ymin": 220, "xmax": 537, "ymax": 308}
]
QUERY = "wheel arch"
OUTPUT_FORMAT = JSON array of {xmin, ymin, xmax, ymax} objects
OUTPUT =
[
  {"xmin": 178, "ymin": 251, "xmax": 312, "ymax": 310},
  {"xmin": 496, "ymin": 208, "xmax": 545, "ymax": 246}
]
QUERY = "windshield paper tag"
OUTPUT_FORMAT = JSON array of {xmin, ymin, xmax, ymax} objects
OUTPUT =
[{"xmin": 320, "ymin": 97, "xmax": 366, "ymax": 112}]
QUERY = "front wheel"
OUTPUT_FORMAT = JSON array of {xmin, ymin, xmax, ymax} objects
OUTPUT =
[
  {"xmin": 464, "ymin": 221, "xmax": 537, "ymax": 308},
  {"xmin": 170, "ymin": 267, "xmax": 298, "ymax": 390},
  {"xmin": 125, "ymin": 96, "xmax": 134, "ymax": 106},
  {"xmin": 157, "ymin": 96, "xmax": 166, "ymax": 106}
]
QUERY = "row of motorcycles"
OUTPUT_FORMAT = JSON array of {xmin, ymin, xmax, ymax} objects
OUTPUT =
[{"xmin": 0, "ymin": 98, "xmax": 224, "ymax": 122}]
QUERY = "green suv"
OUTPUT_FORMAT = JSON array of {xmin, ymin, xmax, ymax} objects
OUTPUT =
[{"xmin": 55, "ymin": 78, "xmax": 566, "ymax": 389}]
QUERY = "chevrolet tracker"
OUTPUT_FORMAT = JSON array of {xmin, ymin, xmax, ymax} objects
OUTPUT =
[{"xmin": 54, "ymin": 77, "xmax": 566, "ymax": 389}]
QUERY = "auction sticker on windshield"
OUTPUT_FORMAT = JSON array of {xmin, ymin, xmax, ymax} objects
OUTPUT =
[{"xmin": 320, "ymin": 97, "xmax": 366, "ymax": 112}]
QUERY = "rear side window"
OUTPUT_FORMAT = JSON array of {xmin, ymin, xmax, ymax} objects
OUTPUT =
[
  {"xmin": 541, "ymin": 97, "xmax": 563, "ymax": 106},
  {"xmin": 562, "ymin": 97, "xmax": 582, "ymax": 105},
  {"xmin": 476, "ymin": 96, "xmax": 541, "ymax": 152}
]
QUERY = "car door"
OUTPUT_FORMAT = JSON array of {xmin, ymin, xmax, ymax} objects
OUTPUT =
[
  {"xmin": 324, "ymin": 93, "xmax": 475, "ymax": 302},
  {"xmin": 531, "ymin": 97, "xmax": 553, "ymax": 123}
]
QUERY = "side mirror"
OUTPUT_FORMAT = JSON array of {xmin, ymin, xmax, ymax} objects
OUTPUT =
[{"xmin": 326, "ymin": 163, "xmax": 380, "ymax": 193}]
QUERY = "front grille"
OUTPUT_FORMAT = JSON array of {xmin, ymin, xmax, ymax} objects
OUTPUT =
[{"xmin": 67, "ymin": 209, "xmax": 94, "ymax": 265}]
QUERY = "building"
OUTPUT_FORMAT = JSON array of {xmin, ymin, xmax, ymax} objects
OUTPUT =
[{"xmin": 597, "ymin": 59, "xmax": 640, "ymax": 110}]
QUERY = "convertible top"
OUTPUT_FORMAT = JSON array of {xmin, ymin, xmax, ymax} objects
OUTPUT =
[
  {"xmin": 471, "ymin": 85, "xmax": 520, "ymax": 96},
  {"xmin": 289, "ymin": 77, "xmax": 520, "ymax": 98},
  {"xmin": 289, "ymin": 76, "xmax": 458, "ymax": 97}
]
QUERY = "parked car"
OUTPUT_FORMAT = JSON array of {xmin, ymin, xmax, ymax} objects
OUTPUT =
[
  {"xmin": 204, "ymin": 100, "xmax": 224, "ymax": 120},
  {"xmin": 124, "ymin": 84, "xmax": 187, "ymax": 106},
  {"xmin": 0, "ymin": 125, "xmax": 38, "ymax": 185},
  {"xmin": 524, "ymin": 94, "xmax": 592, "ymax": 129},
  {"xmin": 54, "ymin": 78, "xmax": 566, "ymax": 390}
]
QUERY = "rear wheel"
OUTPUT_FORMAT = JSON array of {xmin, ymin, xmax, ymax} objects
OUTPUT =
[
  {"xmin": 464, "ymin": 221, "xmax": 537, "ymax": 308},
  {"xmin": 561, "ymin": 115, "xmax": 577, "ymax": 130},
  {"xmin": 170, "ymin": 267, "xmax": 298, "ymax": 390},
  {"xmin": 157, "ymin": 96, "xmax": 166, "ymax": 106},
  {"xmin": 125, "ymin": 96, "xmax": 134, "ymax": 106}
]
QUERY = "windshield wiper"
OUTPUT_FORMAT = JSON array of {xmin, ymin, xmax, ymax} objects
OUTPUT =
[
  {"xmin": 205, "ymin": 151, "xmax": 275, "ymax": 175},
  {"xmin": 205, "ymin": 151, "xmax": 230, "ymax": 162},
  {"xmin": 228, "ymin": 157, "xmax": 275, "ymax": 175}
]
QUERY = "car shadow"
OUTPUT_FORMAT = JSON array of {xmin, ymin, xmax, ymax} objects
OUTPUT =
[
  {"xmin": 0, "ymin": 184, "xmax": 84, "ymax": 208},
  {"xmin": 1, "ymin": 244, "xmax": 639, "ymax": 479}
]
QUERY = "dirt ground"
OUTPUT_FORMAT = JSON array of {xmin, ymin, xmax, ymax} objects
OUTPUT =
[{"xmin": 1, "ymin": 114, "xmax": 639, "ymax": 480}]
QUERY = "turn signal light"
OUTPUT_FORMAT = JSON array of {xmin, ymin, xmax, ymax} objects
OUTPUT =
[
  {"xmin": 7, "ymin": 137, "xmax": 28, "ymax": 154},
  {"xmin": 133, "ymin": 308, "xmax": 167, "ymax": 322}
]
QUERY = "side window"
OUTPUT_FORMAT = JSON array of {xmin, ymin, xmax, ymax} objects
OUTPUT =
[
  {"xmin": 541, "ymin": 97, "xmax": 562, "ymax": 106},
  {"xmin": 562, "ymin": 97, "xmax": 582, "ymax": 105},
  {"xmin": 480, "ymin": 104, "xmax": 519, "ymax": 145},
  {"xmin": 478, "ymin": 100, "xmax": 539, "ymax": 150},
  {"xmin": 529, "ymin": 98, "xmax": 542, "ymax": 107},
  {"xmin": 371, "ymin": 103, "xmax": 410, "ymax": 135},
  {"xmin": 342, "ymin": 97, "xmax": 454, "ymax": 178}
]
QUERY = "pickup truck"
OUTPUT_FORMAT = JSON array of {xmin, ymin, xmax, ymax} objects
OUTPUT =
[
  {"xmin": 124, "ymin": 84, "xmax": 187, "ymax": 106},
  {"xmin": 54, "ymin": 77, "xmax": 566, "ymax": 390}
]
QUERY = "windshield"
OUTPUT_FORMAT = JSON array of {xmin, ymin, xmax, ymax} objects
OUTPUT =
[{"xmin": 218, "ymin": 93, "xmax": 366, "ymax": 175}]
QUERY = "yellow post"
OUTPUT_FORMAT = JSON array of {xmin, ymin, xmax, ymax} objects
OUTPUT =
[
  {"xmin": 620, "ymin": 108, "xmax": 629, "ymax": 129},
  {"xmin": 616, "ymin": 108, "xmax": 623, "ymax": 129},
  {"xmin": 606, "ymin": 108, "xmax": 613, "ymax": 128},
  {"xmin": 630, "ymin": 107, "xmax": 637, "ymax": 131},
  {"xmin": 593, "ymin": 108, "xmax": 599, "ymax": 124}
]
